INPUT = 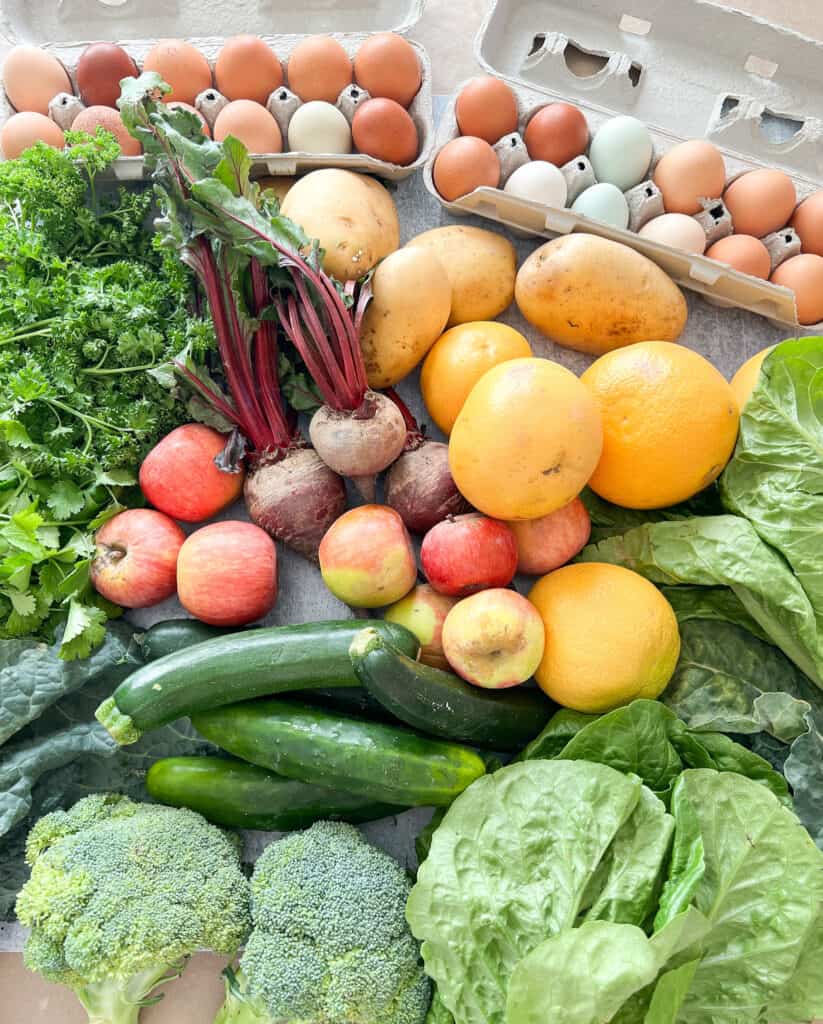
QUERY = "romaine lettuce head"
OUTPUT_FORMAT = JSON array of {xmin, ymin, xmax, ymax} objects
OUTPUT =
[{"xmin": 407, "ymin": 761, "xmax": 823, "ymax": 1024}]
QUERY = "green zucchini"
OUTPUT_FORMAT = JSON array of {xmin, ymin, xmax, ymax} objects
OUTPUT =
[
  {"xmin": 96, "ymin": 619, "xmax": 418, "ymax": 746},
  {"xmin": 191, "ymin": 700, "xmax": 486, "ymax": 807},
  {"xmin": 146, "ymin": 755, "xmax": 402, "ymax": 829},
  {"xmin": 349, "ymin": 627, "xmax": 553, "ymax": 750},
  {"xmin": 138, "ymin": 619, "xmax": 235, "ymax": 662}
]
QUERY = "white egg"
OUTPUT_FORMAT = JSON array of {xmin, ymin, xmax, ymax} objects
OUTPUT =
[
  {"xmin": 571, "ymin": 183, "xmax": 629, "ymax": 229},
  {"xmin": 589, "ymin": 115, "xmax": 653, "ymax": 191},
  {"xmin": 287, "ymin": 100, "xmax": 352, "ymax": 154},
  {"xmin": 639, "ymin": 213, "xmax": 707, "ymax": 254},
  {"xmin": 503, "ymin": 160, "xmax": 568, "ymax": 208}
]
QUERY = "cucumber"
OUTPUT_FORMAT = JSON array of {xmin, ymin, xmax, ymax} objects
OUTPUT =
[
  {"xmin": 191, "ymin": 700, "xmax": 487, "ymax": 807},
  {"xmin": 139, "ymin": 619, "xmax": 235, "ymax": 662},
  {"xmin": 349, "ymin": 627, "xmax": 553, "ymax": 750},
  {"xmin": 146, "ymin": 756, "xmax": 402, "ymax": 830},
  {"xmin": 96, "ymin": 620, "xmax": 418, "ymax": 746}
]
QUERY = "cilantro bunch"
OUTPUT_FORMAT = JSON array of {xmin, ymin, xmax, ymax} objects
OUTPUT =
[{"xmin": 0, "ymin": 132, "xmax": 212, "ymax": 658}]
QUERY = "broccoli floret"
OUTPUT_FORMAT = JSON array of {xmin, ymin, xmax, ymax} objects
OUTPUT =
[
  {"xmin": 16, "ymin": 793, "xmax": 251, "ymax": 1024},
  {"xmin": 214, "ymin": 821, "xmax": 431, "ymax": 1024}
]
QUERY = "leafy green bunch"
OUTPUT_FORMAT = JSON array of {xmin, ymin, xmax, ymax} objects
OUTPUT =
[{"xmin": 0, "ymin": 131, "xmax": 212, "ymax": 657}]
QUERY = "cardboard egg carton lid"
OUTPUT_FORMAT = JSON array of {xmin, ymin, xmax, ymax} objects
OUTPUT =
[
  {"xmin": 475, "ymin": 0, "xmax": 823, "ymax": 184},
  {"xmin": 0, "ymin": 0, "xmax": 431, "ymax": 180}
]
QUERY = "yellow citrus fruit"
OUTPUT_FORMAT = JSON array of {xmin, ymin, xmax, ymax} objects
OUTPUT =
[
  {"xmin": 528, "ymin": 562, "xmax": 681, "ymax": 713},
  {"xmin": 449, "ymin": 357, "xmax": 603, "ymax": 520},
  {"xmin": 729, "ymin": 346, "xmax": 773, "ymax": 410},
  {"xmin": 420, "ymin": 322, "xmax": 532, "ymax": 435},
  {"xmin": 581, "ymin": 341, "xmax": 739, "ymax": 509}
]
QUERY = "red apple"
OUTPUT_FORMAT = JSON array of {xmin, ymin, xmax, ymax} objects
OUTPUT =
[
  {"xmin": 384, "ymin": 584, "xmax": 459, "ymax": 669},
  {"xmin": 177, "ymin": 521, "xmax": 277, "ymax": 626},
  {"xmin": 442, "ymin": 588, "xmax": 545, "ymax": 688},
  {"xmin": 91, "ymin": 508, "xmax": 185, "ymax": 608},
  {"xmin": 319, "ymin": 505, "xmax": 417, "ymax": 608},
  {"xmin": 506, "ymin": 497, "xmax": 591, "ymax": 575},
  {"xmin": 139, "ymin": 423, "xmax": 244, "ymax": 523},
  {"xmin": 421, "ymin": 513, "xmax": 517, "ymax": 597}
]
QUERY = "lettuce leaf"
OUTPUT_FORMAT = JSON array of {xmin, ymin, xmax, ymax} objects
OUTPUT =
[
  {"xmin": 720, "ymin": 337, "xmax": 823, "ymax": 624},
  {"xmin": 672, "ymin": 770, "xmax": 823, "ymax": 1022},
  {"xmin": 519, "ymin": 698, "xmax": 788, "ymax": 805},
  {"xmin": 410, "ymin": 762, "xmax": 823, "ymax": 1024},
  {"xmin": 406, "ymin": 761, "xmax": 671, "ymax": 1024}
]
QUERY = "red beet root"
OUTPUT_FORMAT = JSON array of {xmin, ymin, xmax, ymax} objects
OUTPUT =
[
  {"xmin": 386, "ymin": 440, "xmax": 470, "ymax": 534},
  {"xmin": 244, "ymin": 446, "xmax": 347, "ymax": 561}
]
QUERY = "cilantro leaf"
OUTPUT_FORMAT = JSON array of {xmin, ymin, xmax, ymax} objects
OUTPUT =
[
  {"xmin": 46, "ymin": 479, "xmax": 86, "ymax": 519},
  {"xmin": 59, "ymin": 599, "xmax": 108, "ymax": 660}
]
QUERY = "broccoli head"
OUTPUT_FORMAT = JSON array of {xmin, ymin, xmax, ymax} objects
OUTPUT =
[
  {"xmin": 16, "ymin": 793, "xmax": 251, "ymax": 1024},
  {"xmin": 215, "ymin": 820, "xmax": 431, "ymax": 1024}
]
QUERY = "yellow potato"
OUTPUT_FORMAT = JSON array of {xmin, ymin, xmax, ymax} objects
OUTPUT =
[
  {"xmin": 360, "ymin": 249, "xmax": 452, "ymax": 388},
  {"xmin": 281, "ymin": 169, "xmax": 400, "ymax": 280},
  {"xmin": 515, "ymin": 235, "xmax": 688, "ymax": 355},
  {"xmin": 406, "ymin": 225, "xmax": 516, "ymax": 326}
]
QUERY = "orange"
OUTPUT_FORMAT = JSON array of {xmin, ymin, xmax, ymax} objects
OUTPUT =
[
  {"xmin": 420, "ymin": 322, "xmax": 531, "ymax": 435},
  {"xmin": 729, "ymin": 346, "xmax": 773, "ymax": 410},
  {"xmin": 528, "ymin": 562, "xmax": 681, "ymax": 713},
  {"xmin": 581, "ymin": 342, "xmax": 739, "ymax": 509},
  {"xmin": 448, "ymin": 357, "xmax": 602, "ymax": 520}
]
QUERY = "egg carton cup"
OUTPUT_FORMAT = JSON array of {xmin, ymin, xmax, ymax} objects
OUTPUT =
[
  {"xmin": 0, "ymin": 32, "xmax": 434, "ymax": 181},
  {"xmin": 425, "ymin": 76, "xmax": 823, "ymax": 329}
]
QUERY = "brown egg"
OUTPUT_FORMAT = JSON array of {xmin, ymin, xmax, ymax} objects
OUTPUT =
[
  {"xmin": 354, "ymin": 33, "xmax": 421, "ymax": 108},
  {"xmin": 705, "ymin": 235, "xmax": 771, "ymax": 279},
  {"xmin": 455, "ymin": 77, "xmax": 518, "ymax": 145},
  {"xmin": 143, "ymin": 39, "xmax": 212, "ymax": 105},
  {"xmin": 213, "ymin": 100, "xmax": 282, "ymax": 153},
  {"xmin": 771, "ymin": 253, "xmax": 823, "ymax": 325},
  {"xmin": 1, "ymin": 111, "xmax": 64, "ymax": 159},
  {"xmin": 790, "ymin": 191, "xmax": 823, "ymax": 257},
  {"xmin": 76, "ymin": 42, "xmax": 138, "ymax": 108},
  {"xmin": 653, "ymin": 140, "xmax": 726, "ymax": 215},
  {"xmin": 3, "ymin": 46, "xmax": 72, "ymax": 116},
  {"xmin": 723, "ymin": 169, "xmax": 797, "ymax": 238},
  {"xmin": 287, "ymin": 36, "xmax": 352, "ymax": 103},
  {"xmin": 433, "ymin": 136, "xmax": 500, "ymax": 201},
  {"xmin": 524, "ymin": 103, "xmax": 588, "ymax": 166},
  {"xmin": 168, "ymin": 101, "xmax": 211, "ymax": 137},
  {"xmin": 352, "ymin": 97, "xmax": 418, "ymax": 165},
  {"xmin": 71, "ymin": 105, "xmax": 142, "ymax": 156},
  {"xmin": 215, "ymin": 36, "xmax": 283, "ymax": 105}
]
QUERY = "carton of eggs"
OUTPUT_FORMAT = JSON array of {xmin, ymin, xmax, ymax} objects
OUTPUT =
[
  {"xmin": 0, "ymin": 32, "xmax": 427, "ymax": 169},
  {"xmin": 432, "ymin": 75, "xmax": 823, "ymax": 325}
]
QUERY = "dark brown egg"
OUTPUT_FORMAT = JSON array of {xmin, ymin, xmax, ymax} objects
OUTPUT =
[
  {"xmin": 524, "ymin": 103, "xmax": 589, "ymax": 166},
  {"xmin": 352, "ymin": 97, "xmax": 418, "ymax": 165},
  {"xmin": 77, "ymin": 42, "xmax": 139, "ymax": 108}
]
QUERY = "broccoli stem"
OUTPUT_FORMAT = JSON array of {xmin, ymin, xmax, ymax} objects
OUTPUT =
[{"xmin": 75, "ymin": 964, "xmax": 183, "ymax": 1024}]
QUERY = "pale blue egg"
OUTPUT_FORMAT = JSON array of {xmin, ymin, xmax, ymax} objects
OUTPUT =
[
  {"xmin": 571, "ymin": 182, "xmax": 630, "ymax": 229},
  {"xmin": 589, "ymin": 116, "xmax": 653, "ymax": 191}
]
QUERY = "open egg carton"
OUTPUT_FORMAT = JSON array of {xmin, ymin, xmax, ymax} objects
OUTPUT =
[
  {"xmin": 0, "ymin": 0, "xmax": 433, "ymax": 180},
  {"xmin": 424, "ymin": 0, "xmax": 823, "ymax": 329}
]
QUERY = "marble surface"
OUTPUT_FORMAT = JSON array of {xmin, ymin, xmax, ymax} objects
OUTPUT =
[{"xmin": 2, "ymin": 1, "xmax": 822, "ymax": 1019}]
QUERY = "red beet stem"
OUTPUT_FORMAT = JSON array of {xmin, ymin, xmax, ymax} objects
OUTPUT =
[{"xmin": 385, "ymin": 388, "xmax": 425, "ymax": 451}]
